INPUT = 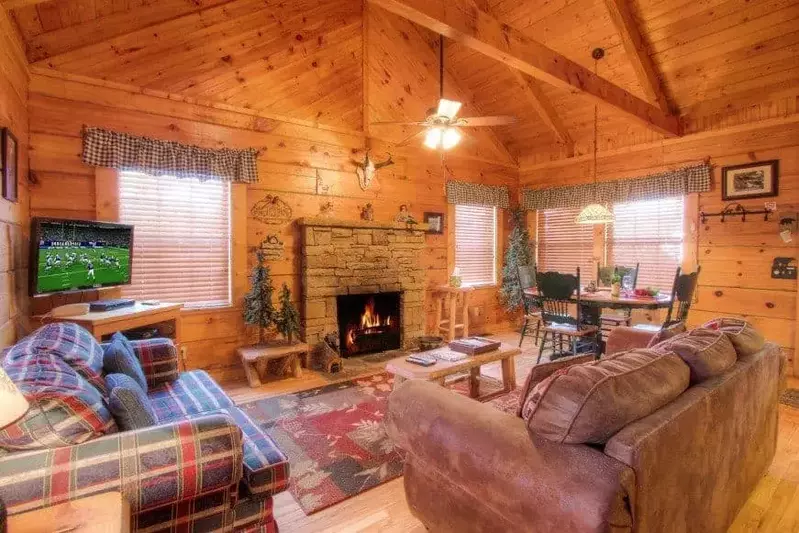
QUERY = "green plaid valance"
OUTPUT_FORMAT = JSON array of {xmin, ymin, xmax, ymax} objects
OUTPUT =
[
  {"xmin": 522, "ymin": 163, "xmax": 711, "ymax": 211},
  {"xmin": 82, "ymin": 127, "xmax": 259, "ymax": 183},
  {"xmin": 446, "ymin": 180, "xmax": 510, "ymax": 208}
]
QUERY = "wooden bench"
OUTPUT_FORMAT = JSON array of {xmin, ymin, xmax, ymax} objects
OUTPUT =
[{"xmin": 237, "ymin": 342, "xmax": 310, "ymax": 387}]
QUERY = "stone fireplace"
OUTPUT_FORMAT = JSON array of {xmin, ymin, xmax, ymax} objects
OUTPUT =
[{"xmin": 298, "ymin": 217, "xmax": 426, "ymax": 355}]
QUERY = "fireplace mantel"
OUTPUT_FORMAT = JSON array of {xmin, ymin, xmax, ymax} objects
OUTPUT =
[{"xmin": 297, "ymin": 217, "xmax": 429, "ymax": 232}]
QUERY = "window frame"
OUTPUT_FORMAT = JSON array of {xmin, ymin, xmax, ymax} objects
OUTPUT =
[
  {"xmin": 535, "ymin": 196, "xmax": 691, "ymax": 289},
  {"xmin": 110, "ymin": 169, "xmax": 235, "ymax": 310},
  {"xmin": 452, "ymin": 204, "xmax": 499, "ymax": 288}
]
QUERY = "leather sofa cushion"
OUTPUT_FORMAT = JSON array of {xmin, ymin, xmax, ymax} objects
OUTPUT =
[
  {"xmin": 651, "ymin": 328, "xmax": 736, "ymax": 383},
  {"xmin": 646, "ymin": 322, "xmax": 687, "ymax": 347},
  {"xmin": 521, "ymin": 349, "xmax": 690, "ymax": 444},
  {"xmin": 701, "ymin": 317, "xmax": 765, "ymax": 357}
]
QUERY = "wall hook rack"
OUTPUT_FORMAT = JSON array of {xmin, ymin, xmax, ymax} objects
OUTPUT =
[{"xmin": 699, "ymin": 202, "xmax": 773, "ymax": 224}]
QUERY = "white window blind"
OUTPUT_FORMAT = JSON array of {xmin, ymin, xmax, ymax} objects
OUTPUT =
[
  {"xmin": 537, "ymin": 207, "xmax": 596, "ymax": 283},
  {"xmin": 119, "ymin": 171, "xmax": 231, "ymax": 308},
  {"xmin": 455, "ymin": 205, "xmax": 497, "ymax": 287},
  {"xmin": 609, "ymin": 197, "xmax": 684, "ymax": 292}
]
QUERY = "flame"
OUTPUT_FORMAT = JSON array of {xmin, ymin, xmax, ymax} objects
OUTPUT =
[{"xmin": 345, "ymin": 298, "xmax": 394, "ymax": 353}]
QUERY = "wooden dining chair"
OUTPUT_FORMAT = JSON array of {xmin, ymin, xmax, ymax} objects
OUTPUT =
[
  {"xmin": 517, "ymin": 265, "xmax": 542, "ymax": 347},
  {"xmin": 535, "ymin": 268, "xmax": 600, "ymax": 364},
  {"xmin": 634, "ymin": 266, "xmax": 701, "ymax": 333}
]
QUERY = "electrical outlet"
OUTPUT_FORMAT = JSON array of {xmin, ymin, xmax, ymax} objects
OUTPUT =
[{"xmin": 765, "ymin": 201, "xmax": 777, "ymax": 211}]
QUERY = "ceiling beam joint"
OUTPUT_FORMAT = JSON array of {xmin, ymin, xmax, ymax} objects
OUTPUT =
[{"xmin": 367, "ymin": 0, "xmax": 682, "ymax": 137}]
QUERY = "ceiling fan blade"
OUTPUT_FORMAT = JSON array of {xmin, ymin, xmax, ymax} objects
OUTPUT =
[
  {"xmin": 458, "ymin": 115, "xmax": 518, "ymax": 127},
  {"xmin": 370, "ymin": 121, "xmax": 429, "ymax": 126}
]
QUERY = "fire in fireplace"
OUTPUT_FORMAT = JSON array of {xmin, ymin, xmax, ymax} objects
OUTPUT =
[{"xmin": 337, "ymin": 292, "xmax": 401, "ymax": 357}]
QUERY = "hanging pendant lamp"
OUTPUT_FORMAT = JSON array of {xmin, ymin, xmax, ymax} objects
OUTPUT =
[{"xmin": 576, "ymin": 48, "xmax": 614, "ymax": 225}]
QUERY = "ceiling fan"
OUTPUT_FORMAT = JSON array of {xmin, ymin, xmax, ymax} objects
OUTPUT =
[{"xmin": 370, "ymin": 35, "xmax": 517, "ymax": 150}]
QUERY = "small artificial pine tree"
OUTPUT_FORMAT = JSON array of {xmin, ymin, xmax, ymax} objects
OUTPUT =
[
  {"xmin": 500, "ymin": 208, "xmax": 535, "ymax": 313},
  {"xmin": 275, "ymin": 283, "xmax": 301, "ymax": 344},
  {"xmin": 243, "ymin": 250, "xmax": 276, "ymax": 344}
]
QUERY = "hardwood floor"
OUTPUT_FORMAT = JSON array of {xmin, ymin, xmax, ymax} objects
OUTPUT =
[{"xmin": 223, "ymin": 331, "xmax": 799, "ymax": 533}]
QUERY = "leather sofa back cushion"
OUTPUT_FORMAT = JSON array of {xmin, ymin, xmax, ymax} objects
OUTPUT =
[
  {"xmin": 701, "ymin": 317, "xmax": 765, "ymax": 357},
  {"xmin": 521, "ymin": 350, "xmax": 690, "ymax": 444},
  {"xmin": 645, "ymin": 322, "xmax": 687, "ymax": 348},
  {"xmin": 651, "ymin": 328, "xmax": 737, "ymax": 383}
]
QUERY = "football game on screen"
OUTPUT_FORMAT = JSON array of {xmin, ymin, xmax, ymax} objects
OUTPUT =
[{"xmin": 36, "ymin": 220, "xmax": 132, "ymax": 294}]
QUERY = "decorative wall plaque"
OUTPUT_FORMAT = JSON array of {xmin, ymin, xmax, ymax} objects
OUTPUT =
[
  {"xmin": 259, "ymin": 235, "xmax": 285, "ymax": 261},
  {"xmin": 250, "ymin": 194, "xmax": 292, "ymax": 224}
]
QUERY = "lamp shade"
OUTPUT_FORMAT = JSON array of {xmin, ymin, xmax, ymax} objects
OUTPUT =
[
  {"xmin": 0, "ymin": 367, "xmax": 28, "ymax": 429},
  {"xmin": 575, "ymin": 203, "xmax": 614, "ymax": 225}
]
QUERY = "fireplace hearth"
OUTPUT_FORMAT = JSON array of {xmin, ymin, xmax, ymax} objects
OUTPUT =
[{"xmin": 337, "ymin": 292, "xmax": 401, "ymax": 357}]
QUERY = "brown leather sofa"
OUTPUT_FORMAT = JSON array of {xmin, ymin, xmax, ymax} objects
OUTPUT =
[{"xmin": 386, "ymin": 324, "xmax": 783, "ymax": 533}]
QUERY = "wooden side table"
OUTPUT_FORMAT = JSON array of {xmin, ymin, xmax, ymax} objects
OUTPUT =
[
  {"xmin": 238, "ymin": 342, "xmax": 310, "ymax": 387},
  {"xmin": 434, "ymin": 286, "xmax": 475, "ymax": 341},
  {"xmin": 7, "ymin": 491, "xmax": 130, "ymax": 533}
]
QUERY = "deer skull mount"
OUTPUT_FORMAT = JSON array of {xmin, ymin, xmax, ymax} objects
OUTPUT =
[{"xmin": 355, "ymin": 151, "xmax": 394, "ymax": 191}]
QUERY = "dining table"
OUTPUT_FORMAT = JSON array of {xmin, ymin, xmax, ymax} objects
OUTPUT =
[{"xmin": 522, "ymin": 287, "xmax": 673, "ymax": 353}]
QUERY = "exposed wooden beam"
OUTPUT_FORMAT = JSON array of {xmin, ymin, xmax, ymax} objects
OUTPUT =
[
  {"xmin": 367, "ymin": 0, "xmax": 681, "ymax": 137},
  {"xmin": 511, "ymin": 66, "xmax": 574, "ymax": 156},
  {"xmin": 603, "ymin": 0, "xmax": 672, "ymax": 114}
]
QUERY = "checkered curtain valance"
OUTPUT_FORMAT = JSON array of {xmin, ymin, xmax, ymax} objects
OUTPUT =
[
  {"xmin": 82, "ymin": 127, "xmax": 259, "ymax": 183},
  {"xmin": 522, "ymin": 163, "xmax": 711, "ymax": 211},
  {"xmin": 446, "ymin": 180, "xmax": 510, "ymax": 208}
]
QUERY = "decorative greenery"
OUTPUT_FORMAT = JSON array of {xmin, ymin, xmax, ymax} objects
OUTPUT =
[
  {"xmin": 276, "ymin": 283, "xmax": 301, "ymax": 343},
  {"xmin": 500, "ymin": 208, "xmax": 535, "ymax": 313},
  {"xmin": 243, "ymin": 250, "xmax": 276, "ymax": 344},
  {"xmin": 611, "ymin": 272, "xmax": 622, "ymax": 285}
]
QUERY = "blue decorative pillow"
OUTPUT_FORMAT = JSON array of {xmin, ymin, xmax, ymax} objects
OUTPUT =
[
  {"xmin": 105, "ymin": 373, "xmax": 156, "ymax": 431},
  {"xmin": 103, "ymin": 337, "xmax": 148, "ymax": 393},
  {"xmin": 112, "ymin": 332, "xmax": 136, "ymax": 361}
]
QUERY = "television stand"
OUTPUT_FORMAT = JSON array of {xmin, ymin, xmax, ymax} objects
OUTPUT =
[{"xmin": 42, "ymin": 302, "xmax": 184, "ymax": 360}]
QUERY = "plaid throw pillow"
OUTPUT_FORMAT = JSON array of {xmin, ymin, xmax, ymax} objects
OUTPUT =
[
  {"xmin": 106, "ymin": 373, "xmax": 156, "ymax": 431},
  {"xmin": 104, "ymin": 336, "xmax": 148, "ymax": 393}
]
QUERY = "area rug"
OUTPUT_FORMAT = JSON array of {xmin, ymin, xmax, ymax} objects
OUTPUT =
[
  {"xmin": 238, "ymin": 371, "xmax": 520, "ymax": 515},
  {"xmin": 780, "ymin": 388, "xmax": 799, "ymax": 409}
]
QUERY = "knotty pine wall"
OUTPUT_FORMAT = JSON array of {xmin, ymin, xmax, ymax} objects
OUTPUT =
[
  {"xmin": 521, "ymin": 116, "xmax": 799, "ymax": 376},
  {"xmin": 26, "ymin": 70, "xmax": 518, "ymax": 381},
  {"xmin": 0, "ymin": 12, "xmax": 29, "ymax": 349}
]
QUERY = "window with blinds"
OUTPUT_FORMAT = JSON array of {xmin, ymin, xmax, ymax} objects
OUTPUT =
[
  {"xmin": 537, "ymin": 207, "xmax": 596, "ymax": 282},
  {"xmin": 455, "ymin": 204, "xmax": 497, "ymax": 287},
  {"xmin": 608, "ymin": 197, "xmax": 684, "ymax": 292},
  {"xmin": 119, "ymin": 171, "xmax": 231, "ymax": 308}
]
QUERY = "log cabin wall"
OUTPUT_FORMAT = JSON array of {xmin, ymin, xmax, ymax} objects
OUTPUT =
[
  {"xmin": 0, "ymin": 11, "xmax": 30, "ymax": 349},
  {"xmin": 25, "ymin": 69, "xmax": 518, "ymax": 381},
  {"xmin": 521, "ymin": 116, "xmax": 799, "ymax": 376}
]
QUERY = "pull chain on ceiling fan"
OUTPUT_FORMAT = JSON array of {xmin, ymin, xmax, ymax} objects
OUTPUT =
[{"xmin": 370, "ymin": 35, "xmax": 518, "ymax": 150}]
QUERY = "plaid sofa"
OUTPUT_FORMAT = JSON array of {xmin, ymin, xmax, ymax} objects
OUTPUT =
[{"xmin": 0, "ymin": 323, "xmax": 289, "ymax": 532}]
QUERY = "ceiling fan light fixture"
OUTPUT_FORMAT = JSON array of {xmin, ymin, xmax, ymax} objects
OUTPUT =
[
  {"xmin": 424, "ymin": 127, "xmax": 443, "ymax": 149},
  {"xmin": 441, "ymin": 127, "xmax": 461, "ymax": 150},
  {"xmin": 436, "ymin": 99, "xmax": 462, "ymax": 120}
]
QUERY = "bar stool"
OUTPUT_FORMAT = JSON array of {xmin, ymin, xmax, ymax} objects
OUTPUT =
[{"xmin": 434, "ymin": 286, "xmax": 474, "ymax": 341}]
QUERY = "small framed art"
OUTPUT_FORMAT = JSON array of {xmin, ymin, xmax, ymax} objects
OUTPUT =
[
  {"xmin": 721, "ymin": 160, "xmax": 778, "ymax": 201},
  {"xmin": 1, "ymin": 128, "xmax": 18, "ymax": 203},
  {"xmin": 423, "ymin": 212, "xmax": 444, "ymax": 234}
]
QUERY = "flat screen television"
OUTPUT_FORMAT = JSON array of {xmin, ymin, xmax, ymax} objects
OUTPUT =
[{"xmin": 30, "ymin": 218, "xmax": 134, "ymax": 296}]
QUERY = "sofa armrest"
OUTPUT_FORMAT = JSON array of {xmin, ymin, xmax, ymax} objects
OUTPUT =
[
  {"xmin": 605, "ymin": 326, "xmax": 656, "ymax": 356},
  {"xmin": 516, "ymin": 354, "xmax": 596, "ymax": 416},
  {"xmin": 131, "ymin": 338, "xmax": 180, "ymax": 387},
  {"xmin": 0, "ymin": 414, "xmax": 243, "ymax": 516},
  {"xmin": 387, "ymin": 380, "xmax": 635, "ymax": 532}
]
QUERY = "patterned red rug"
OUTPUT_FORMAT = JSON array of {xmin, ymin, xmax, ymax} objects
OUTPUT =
[{"xmin": 238, "ymin": 371, "xmax": 520, "ymax": 514}]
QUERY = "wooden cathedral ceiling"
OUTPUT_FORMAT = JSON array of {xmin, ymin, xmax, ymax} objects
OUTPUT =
[{"xmin": 4, "ymin": 0, "xmax": 799, "ymax": 164}]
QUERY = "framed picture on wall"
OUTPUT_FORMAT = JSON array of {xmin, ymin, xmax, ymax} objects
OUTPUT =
[
  {"xmin": 423, "ymin": 212, "xmax": 444, "ymax": 234},
  {"xmin": 1, "ymin": 128, "xmax": 18, "ymax": 203},
  {"xmin": 721, "ymin": 160, "xmax": 779, "ymax": 201}
]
